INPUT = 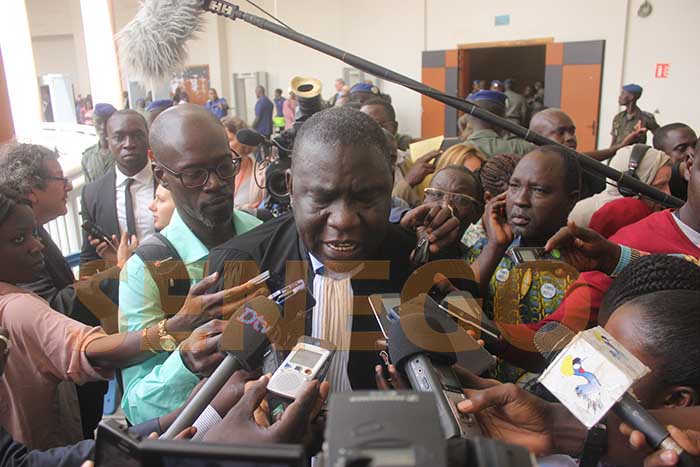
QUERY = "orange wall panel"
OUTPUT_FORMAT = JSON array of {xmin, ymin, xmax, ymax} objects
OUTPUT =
[
  {"xmin": 421, "ymin": 67, "xmax": 446, "ymax": 138},
  {"xmin": 561, "ymin": 64, "xmax": 602, "ymax": 151},
  {"xmin": 546, "ymin": 42, "xmax": 563, "ymax": 66}
]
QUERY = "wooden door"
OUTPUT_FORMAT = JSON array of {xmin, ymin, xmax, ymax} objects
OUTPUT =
[
  {"xmin": 544, "ymin": 41, "xmax": 605, "ymax": 151},
  {"xmin": 421, "ymin": 49, "xmax": 459, "ymax": 139}
]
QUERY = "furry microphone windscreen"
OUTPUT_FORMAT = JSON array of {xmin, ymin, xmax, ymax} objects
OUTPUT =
[{"xmin": 116, "ymin": 0, "xmax": 206, "ymax": 82}]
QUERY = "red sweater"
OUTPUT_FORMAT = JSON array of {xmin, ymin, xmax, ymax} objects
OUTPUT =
[{"xmin": 497, "ymin": 210, "xmax": 700, "ymax": 371}]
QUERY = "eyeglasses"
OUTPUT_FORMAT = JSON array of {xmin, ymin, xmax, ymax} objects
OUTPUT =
[
  {"xmin": 423, "ymin": 187, "xmax": 482, "ymax": 210},
  {"xmin": 43, "ymin": 176, "xmax": 70, "ymax": 189},
  {"xmin": 158, "ymin": 157, "xmax": 241, "ymax": 188}
]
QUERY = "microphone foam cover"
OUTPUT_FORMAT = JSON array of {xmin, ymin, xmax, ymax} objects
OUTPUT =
[
  {"xmin": 220, "ymin": 296, "xmax": 282, "ymax": 371},
  {"xmin": 388, "ymin": 310, "xmax": 458, "ymax": 370},
  {"xmin": 236, "ymin": 128, "xmax": 266, "ymax": 147},
  {"xmin": 116, "ymin": 0, "xmax": 205, "ymax": 82},
  {"xmin": 533, "ymin": 321, "xmax": 575, "ymax": 364}
]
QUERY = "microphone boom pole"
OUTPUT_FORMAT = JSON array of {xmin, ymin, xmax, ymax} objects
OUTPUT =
[{"xmin": 203, "ymin": 0, "xmax": 682, "ymax": 208}]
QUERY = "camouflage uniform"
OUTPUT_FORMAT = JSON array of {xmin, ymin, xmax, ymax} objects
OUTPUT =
[
  {"xmin": 611, "ymin": 108, "xmax": 659, "ymax": 145},
  {"xmin": 81, "ymin": 142, "xmax": 114, "ymax": 184}
]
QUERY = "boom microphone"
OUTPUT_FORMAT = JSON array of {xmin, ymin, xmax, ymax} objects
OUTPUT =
[
  {"xmin": 116, "ymin": 0, "xmax": 682, "ymax": 206},
  {"xmin": 116, "ymin": 0, "xmax": 205, "ymax": 82},
  {"xmin": 535, "ymin": 323, "xmax": 700, "ymax": 467},
  {"xmin": 161, "ymin": 296, "xmax": 281, "ymax": 439}
]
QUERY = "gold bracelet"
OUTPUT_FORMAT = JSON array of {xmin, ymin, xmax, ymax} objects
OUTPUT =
[{"xmin": 141, "ymin": 327, "xmax": 159, "ymax": 354}]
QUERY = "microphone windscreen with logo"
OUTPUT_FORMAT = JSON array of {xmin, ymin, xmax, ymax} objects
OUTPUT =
[{"xmin": 220, "ymin": 296, "xmax": 283, "ymax": 371}]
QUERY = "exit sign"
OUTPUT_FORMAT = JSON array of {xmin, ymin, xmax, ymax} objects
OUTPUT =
[{"xmin": 655, "ymin": 63, "xmax": 670, "ymax": 78}]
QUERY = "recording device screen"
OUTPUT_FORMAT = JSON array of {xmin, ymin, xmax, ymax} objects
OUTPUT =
[
  {"xmin": 519, "ymin": 250, "xmax": 538, "ymax": 261},
  {"xmin": 352, "ymin": 448, "xmax": 415, "ymax": 466},
  {"xmin": 289, "ymin": 348, "xmax": 322, "ymax": 368}
]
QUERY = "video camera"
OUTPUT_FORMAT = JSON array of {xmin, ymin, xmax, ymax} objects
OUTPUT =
[{"xmin": 240, "ymin": 76, "xmax": 326, "ymax": 217}]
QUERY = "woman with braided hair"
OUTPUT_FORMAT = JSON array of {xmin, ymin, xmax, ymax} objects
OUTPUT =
[{"xmin": 600, "ymin": 254, "xmax": 700, "ymax": 409}]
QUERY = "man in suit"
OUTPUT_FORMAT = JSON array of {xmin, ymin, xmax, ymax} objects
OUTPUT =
[
  {"xmin": 80, "ymin": 109, "xmax": 155, "ymax": 271},
  {"xmin": 208, "ymin": 107, "xmax": 461, "ymax": 391}
]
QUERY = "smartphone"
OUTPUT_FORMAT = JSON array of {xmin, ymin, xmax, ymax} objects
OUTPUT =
[
  {"xmin": 267, "ymin": 336, "xmax": 335, "ymax": 400},
  {"xmin": 440, "ymin": 292, "xmax": 500, "ymax": 342},
  {"xmin": 94, "ymin": 419, "xmax": 142, "ymax": 467},
  {"xmin": 507, "ymin": 246, "xmax": 548, "ymax": 264},
  {"xmin": 368, "ymin": 294, "xmax": 401, "ymax": 340},
  {"xmin": 394, "ymin": 294, "xmax": 496, "ymax": 375},
  {"xmin": 81, "ymin": 219, "xmax": 116, "ymax": 251}
]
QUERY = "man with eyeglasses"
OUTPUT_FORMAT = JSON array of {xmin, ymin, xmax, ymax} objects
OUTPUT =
[
  {"xmin": 118, "ymin": 104, "xmax": 262, "ymax": 424},
  {"xmin": 79, "ymin": 109, "xmax": 155, "ymax": 269},
  {"xmin": 392, "ymin": 165, "xmax": 484, "ymax": 251}
]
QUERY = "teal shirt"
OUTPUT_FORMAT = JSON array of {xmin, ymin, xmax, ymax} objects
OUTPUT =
[{"xmin": 118, "ymin": 209, "xmax": 261, "ymax": 423}]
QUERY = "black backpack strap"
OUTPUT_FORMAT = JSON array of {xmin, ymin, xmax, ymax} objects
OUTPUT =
[{"xmin": 134, "ymin": 233, "xmax": 191, "ymax": 317}]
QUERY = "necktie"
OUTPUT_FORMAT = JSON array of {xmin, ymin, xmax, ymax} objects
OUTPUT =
[
  {"xmin": 124, "ymin": 178, "xmax": 137, "ymax": 237},
  {"xmin": 314, "ymin": 268, "xmax": 357, "ymax": 393}
]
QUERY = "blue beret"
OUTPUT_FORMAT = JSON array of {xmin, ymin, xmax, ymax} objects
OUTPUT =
[
  {"xmin": 490, "ymin": 80, "xmax": 504, "ymax": 88},
  {"xmin": 504, "ymin": 79, "xmax": 513, "ymax": 86},
  {"xmin": 470, "ymin": 90, "xmax": 507, "ymax": 106},
  {"xmin": 349, "ymin": 83, "xmax": 379, "ymax": 95},
  {"xmin": 146, "ymin": 99, "xmax": 173, "ymax": 112},
  {"xmin": 622, "ymin": 84, "xmax": 643, "ymax": 95},
  {"xmin": 93, "ymin": 103, "xmax": 117, "ymax": 118}
]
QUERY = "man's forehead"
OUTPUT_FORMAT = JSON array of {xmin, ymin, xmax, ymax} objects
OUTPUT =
[
  {"xmin": 108, "ymin": 114, "xmax": 146, "ymax": 132},
  {"xmin": 668, "ymin": 127, "xmax": 698, "ymax": 145},
  {"xmin": 514, "ymin": 151, "xmax": 564, "ymax": 179}
]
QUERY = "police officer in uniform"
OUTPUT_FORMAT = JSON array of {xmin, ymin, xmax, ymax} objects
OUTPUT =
[
  {"xmin": 464, "ymin": 90, "xmax": 536, "ymax": 159},
  {"xmin": 611, "ymin": 83, "xmax": 659, "ymax": 146}
]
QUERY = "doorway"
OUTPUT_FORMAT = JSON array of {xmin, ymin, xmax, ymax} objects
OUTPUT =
[
  {"xmin": 421, "ymin": 39, "xmax": 605, "ymax": 152},
  {"xmin": 459, "ymin": 45, "xmax": 546, "ymax": 101}
]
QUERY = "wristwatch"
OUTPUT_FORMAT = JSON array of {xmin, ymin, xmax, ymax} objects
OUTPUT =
[{"xmin": 157, "ymin": 319, "xmax": 178, "ymax": 352}]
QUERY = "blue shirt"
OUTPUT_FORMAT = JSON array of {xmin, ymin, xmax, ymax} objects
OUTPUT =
[
  {"xmin": 118, "ymin": 209, "xmax": 261, "ymax": 424},
  {"xmin": 254, "ymin": 96, "xmax": 274, "ymax": 136},
  {"xmin": 205, "ymin": 98, "xmax": 228, "ymax": 119},
  {"xmin": 273, "ymin": 97, "xmax": 286, "ymax": 117}
]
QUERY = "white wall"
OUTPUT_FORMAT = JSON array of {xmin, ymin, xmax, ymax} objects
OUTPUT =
[
  {"xmin": 623, "ymin": 0, "xmax": 699, "ymax": 130},
  {"xmin": 92, "ymin": 0, "xmax": 700, "ymax": 145},
  {"xmin": 26, "ymin": 0, "xmax": 91, "ymax": 97}
]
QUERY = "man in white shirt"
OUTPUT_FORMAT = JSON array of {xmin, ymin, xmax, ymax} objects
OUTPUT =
[{"xmin": 80, "ymin": 110, "xmax": 155, "ymax": 268}]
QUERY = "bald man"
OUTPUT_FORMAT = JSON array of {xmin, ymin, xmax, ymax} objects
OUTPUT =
[
  {"xmin": 118, "ymin": 104, "xmax": 262, "ymax": 424},
  {"xmin": 529, "ymin": 108, "xmax": 647, "ymax": 197}
]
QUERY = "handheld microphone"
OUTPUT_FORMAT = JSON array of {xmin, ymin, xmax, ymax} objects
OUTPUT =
[
  {"xmin": 161, "ymin": 296, "xmax": 281, "ymax": 439},
  {"xmin": 388, "ymin": 311, "xmax": 481, "ymax": 439},
  {"xmin": 536, "ymin": 323, "xmax": 700, "ymax": 466},
  {"xmin": 236, "ymin": 128, "xmax": 268, "ymax": 147}
]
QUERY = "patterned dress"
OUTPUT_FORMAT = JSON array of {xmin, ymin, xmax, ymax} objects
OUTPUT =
[{"xmin": 465, "ymin": 236, "xmax": 579, "ymax": 384}]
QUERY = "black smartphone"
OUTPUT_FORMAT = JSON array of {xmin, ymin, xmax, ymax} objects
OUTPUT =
[
  {"xmin": 81, "ymin": 219, "xmax": 116, "ymax": 250},
  {"xmin": 94, "ymin": 419, "xmax": 142, "ymax": 467},
  {"xmin": 507, "ymin": 246, "xmax": 548, "ymax": 264}
]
